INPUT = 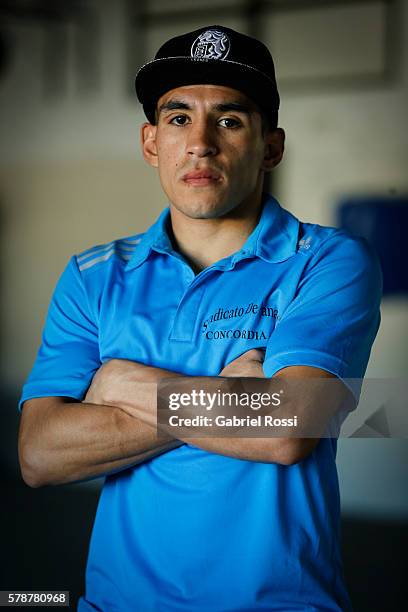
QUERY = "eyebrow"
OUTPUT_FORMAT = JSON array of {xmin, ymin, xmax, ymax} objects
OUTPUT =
[
  {"xmin": 158, "ymin": 100, "xmax": 190, "ymax": 114},
  {"xmin": 215, "ymin": 102, "xmax": 252, "ymax": 115},
  {"xmin": 158, "ymin": 99, "xmax": 253, "ymax": 115}
]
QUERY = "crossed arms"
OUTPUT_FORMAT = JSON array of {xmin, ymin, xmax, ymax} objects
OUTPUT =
[{"xmin": 18, "ymin": 349, "xmax": 346, "ymax": 488}]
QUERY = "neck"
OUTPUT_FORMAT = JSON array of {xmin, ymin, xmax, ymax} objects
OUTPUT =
[{"xmin": 169, "ymin": 194, "xmax": 264, "ymax": 273}]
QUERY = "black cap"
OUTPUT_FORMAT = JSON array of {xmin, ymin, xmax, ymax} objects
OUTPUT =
[{"xmin": 135, "ymin": 25, "xmax": 280, "ymax": 126}]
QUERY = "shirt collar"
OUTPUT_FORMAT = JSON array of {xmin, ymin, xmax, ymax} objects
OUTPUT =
[
  {"xmin": 125, "ymin": 208, "xmax": 174, "ymax": 270},
  {"xmin": 247, "ymin": 193, "xmax": 300, "ymax": 264},
  {"xmin": 125, "ymin": 194, "xmax": 299, "ymax": 271}
]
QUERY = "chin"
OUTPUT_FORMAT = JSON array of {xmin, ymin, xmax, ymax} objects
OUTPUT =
[{"xmin": 174, "ymin": 198, "xmax": 236, "ymax": 220}]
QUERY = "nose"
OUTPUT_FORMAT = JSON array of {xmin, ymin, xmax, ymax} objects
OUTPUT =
[{"xmin": 186, "ymin": 120, "xmax": 218, "ymax": 158}]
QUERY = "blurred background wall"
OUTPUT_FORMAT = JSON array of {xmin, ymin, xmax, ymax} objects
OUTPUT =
[{"xmin": 0, "ymin": 0, "xmax": 407, "ymax": 609}]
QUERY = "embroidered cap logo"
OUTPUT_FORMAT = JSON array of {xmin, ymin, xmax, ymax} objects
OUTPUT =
[{"xmin": 191, "ymin": 29, "xmax": 230, "ymax": 61}]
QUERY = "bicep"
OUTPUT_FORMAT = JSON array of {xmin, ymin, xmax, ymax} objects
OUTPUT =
[{"xmin": 270, "ymin": 365, "xmax": 352, "ymax": 462}]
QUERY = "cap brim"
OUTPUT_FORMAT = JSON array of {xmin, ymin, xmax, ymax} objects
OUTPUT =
[{"xmin": 135, "ymin": 57, "xmax": 279, "ymax": 124}]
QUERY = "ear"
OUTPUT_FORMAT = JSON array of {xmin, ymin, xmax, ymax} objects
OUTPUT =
[
  {"xmin": 262, "ymin": 128, "xmax": 285, "ymax": 172},
  {"xmin": 141, "ymin": 122, "xmax": 158, "ymax": 168}
]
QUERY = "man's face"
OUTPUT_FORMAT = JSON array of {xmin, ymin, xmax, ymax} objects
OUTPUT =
[{"xmin": 141, "ymin": 84, "xmax": 283, "ymax": 220}]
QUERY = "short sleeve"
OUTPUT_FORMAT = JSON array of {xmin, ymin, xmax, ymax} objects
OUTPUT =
[
  {"xmin": 19, "ymin": 256, "xmax": 100, "ymax": 410},
  {"xmin": 263, "ymin": 234, "xmax": 382, "ymax": 382}
]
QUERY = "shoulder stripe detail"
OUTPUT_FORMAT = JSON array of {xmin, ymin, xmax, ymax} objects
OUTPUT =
[
  {"xmin": 122, "ymin": 238, "xmax": 142, "ymax": 245},
  {"xmin": 77, "ymin": 239, "xmax": 141, "ymax": 263},
  {"xmin": 78, "ymin": 249, "xmax": 132, "ymax": 271},
  {"xmin": 77, "ymin": 244, "xmax": 132, "ymax": 262},
  {"xmin": 77, "ymin": 242, "xmax": 114, "ymax": 262}
]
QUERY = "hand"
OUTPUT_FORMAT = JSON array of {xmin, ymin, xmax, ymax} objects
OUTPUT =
[
  {"xmin": 220, "ymin": 349, "xmax": 265, "ymax": 378},
  {"xmin": 84, "ymin": 359, "xmax": 150, "ymax": 406}
]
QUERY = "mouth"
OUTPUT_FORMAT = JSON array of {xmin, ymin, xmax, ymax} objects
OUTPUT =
[{"xmin": 182, "ymin": 169, "xmax": 222, "ymax": 187}]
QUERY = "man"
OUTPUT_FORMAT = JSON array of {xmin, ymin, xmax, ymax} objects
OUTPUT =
[{"xmin": 19, "ymin": 25, "xmax": 381, "ymax": 611}]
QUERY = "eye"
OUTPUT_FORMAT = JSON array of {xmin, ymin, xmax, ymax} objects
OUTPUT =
[
  {"xmin": 169, "ymin": 115, "xmax": 189, "ymax": 126},
  {"xmin": 218, "ymin": 117, "xmax": 242, "ymax": 129}
]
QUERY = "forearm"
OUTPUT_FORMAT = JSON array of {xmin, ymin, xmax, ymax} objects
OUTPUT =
[
  {"xmin": 123, "ymin": 399, "xmax": 308, "ymax": 466},
  {"xmin": 112, "ymin": 363, "xmax": 337, "ymax": 465},
  {"xmin": 108, "ymin": 364, "xmax": 308, "ymax": 465},
  {"xmin": 83, "ymin": 356, "xmax": 336, "ymax": 467},
  {"xmin": 19, "ymin": 397, "xmax": 182, "ymax": 487},
  {"xmin": 178, "ymin": 366, "xmax": 346, "ymax": 464}
]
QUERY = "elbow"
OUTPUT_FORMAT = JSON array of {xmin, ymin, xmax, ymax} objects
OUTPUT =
[
  {"xmin": 21, "ymin": 471, "xmax": 44, "ymax": 489},
  {"xmin": 20, "ymin": 464, "xmax": 46, "ymax": 489},
  {"xmin": 273, "ymin": 438, "xmax": 319, "ymax": 466},
  {"xmin": 18, "ymin": 398, "xmax": 64, "ymax": 487},
  {"xmin": 18, "ymin": 440, "xmax": 50, "ymax": 488}
]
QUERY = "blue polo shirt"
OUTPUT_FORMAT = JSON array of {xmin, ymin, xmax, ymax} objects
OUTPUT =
[{"xmin": 20, "ymin": 195, "xmax": 381, "ymax": 611}]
